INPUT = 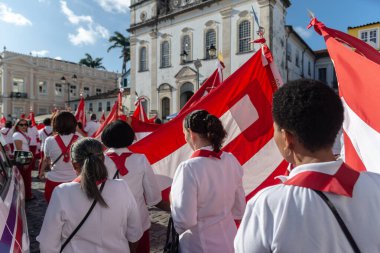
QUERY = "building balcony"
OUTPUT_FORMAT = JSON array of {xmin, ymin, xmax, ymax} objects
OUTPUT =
[{"xmin": 10, "ymin": 92, "xmax": 28, "ymax": 98}]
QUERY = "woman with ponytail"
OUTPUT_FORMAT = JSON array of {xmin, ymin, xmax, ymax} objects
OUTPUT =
[
  {"xmin": 171, "ymin": 110, "xmax": 246, "ymax": 253},
  {"xmin": 37, "ymin": 138, "xmax": 143, "ymax": 253}
]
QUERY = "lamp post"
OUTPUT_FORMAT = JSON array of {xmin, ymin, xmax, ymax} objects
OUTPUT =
[
  {"xmin": 61, "ymin": 74, "xmax": 77, "ymax": 109},
  {"xmin": 193, "ymin": 59, "xmax": 202, "ymax": 91},
  {"xmin": 180, "ymin": 50, "xmax": 188, "ymax": 64},
  {"xmin": 208, "ymin": 44, "xmax": 217, "ymax": 59}
]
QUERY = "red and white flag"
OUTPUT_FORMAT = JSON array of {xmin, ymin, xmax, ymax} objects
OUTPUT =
[
  {"xmin": 28, "ymin": 111, "xmax": 36, "ymax": 127},
  {"xmin": 129, "ymin": 48, "xmax": 288, "ymax": 201},
  {"xmin": 100, "ymin": 111, "xmax": 106, "ymax": 123},
  {"xmin": 92, "ymin": 101, "xmax": 119, "ymax": 138},
  {"xmin": 75, "ymin": 96, "xmax": 86, "ymax": 128},
  {"xmin": 309, "ymin": 18, "xmax": 380, "ymax": 174},
  {"xmin": 133, "ymin": 97, "xmax": 149, "ymax": 122},
  {"xmin": 131, "ymin": 116, "xmax": 162, "ymax": 141},
  {"xmin": 179, "ymin": 68, "xmax": 223, "ymax": 116}
]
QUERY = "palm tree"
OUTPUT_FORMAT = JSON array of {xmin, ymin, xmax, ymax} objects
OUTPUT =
[
  {"xmin": 79, "ymin": 53, "xmax": 106, "ymax": 69},
  {"xmin": 107, "ymin": 31, "xmax": 130, "ymax": 75}
]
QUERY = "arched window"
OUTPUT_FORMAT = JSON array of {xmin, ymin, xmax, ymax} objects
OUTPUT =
[
  {"xmin": 205, "ymin": 29, "xmax": 216, "ymax": 59},
  {"xmin": 161, "ymin": 97, "xmax": 170, "ymax": 120},
  {"xmin": 161, "ymin": 41, "xmax": 170, "ymax": 68},
  {"xmin": 139, "ymin": 47, "xmax": 147, "ymax": 71},
  {"xmin": 182, "ymin": 35, "xmax": 191, "ymax": 61},
  {"xmin": 180, "ymin": 82, "xmax": 194, "ymax": 109},
  {"xmin": 238, "ymin": 20, "xmax": 251, "ymax": 53}
]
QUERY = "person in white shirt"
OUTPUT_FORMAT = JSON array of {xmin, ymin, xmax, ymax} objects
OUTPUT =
[
  {"xmin": 28, "ymin": 120, "xmax": 40, "ymax": 159},
  {"xmin": 84, "ymin": 113, "xmax": 100, "ymax": 137},
  {"xmin": 13, "ymin": 118, "xmax": 34, "ymax": 200},
  {"xmin": 102, "ymin": 120, "xmax": 168, "ymax": 253},
  {"xmin": 171, "ymin": 110, "xmax": 246, "ymax": 253},
  {"xmin": 41, "ymin": 111, "xmax": 80, "ymax": 203},
  {"xmin": 234, "ymin": 79, "xmax": 380, "ymax": 253},
  {"xmin": 1, "ymin": 120, "xmax": 14, "ymax": 156},
  {"xmin": 38, "ymin": 117, "xmax": 53, "ymax": 179},
  {"xmin": 37, "ymin": 138, "xmax": 143, "ymax": 253}
]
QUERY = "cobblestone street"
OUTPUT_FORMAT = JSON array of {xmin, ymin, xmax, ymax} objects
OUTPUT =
[{"xmin": 26, "ymin": 171, "xmax": 169, "ymax": 253}]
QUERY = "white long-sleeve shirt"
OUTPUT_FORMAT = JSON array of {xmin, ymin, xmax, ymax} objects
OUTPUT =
[
  {"xmin": 234, "ymin": 160, "xmax": 380, "ymax": 253},
  {"xmin": 37, "ymin": 179, "xmax": 143, "ymax": 253},
  {"xmin": 104, "ymin": 147, "xmax": 162, "ymax": 231},
  {"xmin": 171, "ymin": 146, "xmax": 246, "ymax": 253}
]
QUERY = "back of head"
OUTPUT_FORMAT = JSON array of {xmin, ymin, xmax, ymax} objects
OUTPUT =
[
  {"xmin": 90, "ymin": 113, "xmax": 97, "ymax": 121},
  {"xmin": 5, "ymin": 121, "xmax": 12, "ymax": 129},
  {"xmin": 272, "ymin": 79, "xmax": 343, "ymax": 152},
  {"xmin": 154, "ymin": 118, "xmax": 162, "ymax": 124},
  {"xmin": 53, "ymin": 111, "xmax": 77, "ymax": 135},
  {"xmin": 101, "ymin": 120, "xmax": 135, "ymax": 148},
  {"xmin": 43, "ymin": 117, "xmax": 51, "ymax": 126},
  {"xmin": 184, "ymin": 110, "xmax": 226, "ymax": 152},
  {"xmin": 71, "ymin": 138, "xmax": 108, "ymax": 207}
]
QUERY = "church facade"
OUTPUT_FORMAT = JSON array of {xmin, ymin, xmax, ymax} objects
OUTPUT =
[{"xmin": 128, "ymin": 0, "xmax": 291, "ymax": 120}]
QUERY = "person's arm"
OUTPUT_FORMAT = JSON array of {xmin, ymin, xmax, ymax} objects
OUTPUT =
[
  {"xmin": 170, "ymin": 162, "xmax": 198, "ymax": 234},
  {"xmin": 141, "ymin": 155, "xmax": 163, "ymax": 208},
  {"xmin": 14, "ymin": 140, "xmax": 23, "ymax": 151},
  {"xmin": 37, "ymin": 188, "xmax": 65, "ymax": 253},
  {"xmin": 231, "ymin": 155, "xmax": 246, "ymax": 220},
  {"xmin": 39, "ymin": 156, "xmax": 50, "ymax": 179}
]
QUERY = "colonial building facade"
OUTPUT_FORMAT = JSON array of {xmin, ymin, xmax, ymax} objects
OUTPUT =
[
  {"xmin": 348, "ymin": 21, "xmax": 380, "ymax": 51},
  {"xmin": 128, "ymin": 0, "xmax": 291, "ymax": 120},
  {"xmin": 0, "ymin": 49, "xmax": 118, "ymax": 119}
]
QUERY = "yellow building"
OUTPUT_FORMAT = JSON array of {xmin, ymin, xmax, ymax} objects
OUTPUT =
[{"xmin": 348, "ymin": 22, "xmax": 380, "ymax": 51}]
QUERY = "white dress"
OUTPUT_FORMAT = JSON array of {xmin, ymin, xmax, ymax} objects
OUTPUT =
[
  {"xmin": 234, "ymin": 160, "xmax": 380, "ymax": 253},
  {"xmin": 37, "ymin": 179, "xmax": 143, "ymax": 253},
  {"xmin": 171, "ymin": 146, "xmax": 246, "ymax": 253},
  {"xmin": 104, "ymin": 147, "xmax": 162, "ymax": 232}
]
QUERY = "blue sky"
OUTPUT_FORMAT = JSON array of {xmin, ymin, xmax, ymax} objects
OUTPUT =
[{"xmin": 0, "ymin": 0, "xmax": 379, "ymax": 72}]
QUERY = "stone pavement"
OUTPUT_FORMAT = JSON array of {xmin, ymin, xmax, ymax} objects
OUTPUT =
[{"xmin": 26, "ymin": 170, "xmax": 170, "ymax": 253}]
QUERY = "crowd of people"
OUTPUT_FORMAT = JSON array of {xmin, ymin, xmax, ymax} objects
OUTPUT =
[{"xmin": 2, "ymin": 79, "xmax": 380, "ymax": 252}]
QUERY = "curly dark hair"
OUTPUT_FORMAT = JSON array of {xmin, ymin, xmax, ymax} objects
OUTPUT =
[
  {"xmin": 184, "ymin": 110, "xmax": 226, "ymax": 152},
  {"xmin": 101, "ymin": 120, "xmax": 135, "ymax": 148},
  {"xmin": 272, "ymin": 79, "xmax": 343, "ymax": 152}
]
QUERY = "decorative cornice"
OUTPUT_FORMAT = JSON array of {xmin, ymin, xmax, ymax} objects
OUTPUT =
[{"xmin": 220, "ymin": 7, "xmax": 233, "ymax": 18}]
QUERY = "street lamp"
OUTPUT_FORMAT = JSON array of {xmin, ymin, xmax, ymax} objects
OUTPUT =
[
  {"xmin": 61, "ymin": 74, "xmax": 77, "ymax": 109},
  {"xmin": 208, "ymin": 44, "xmax": 217, "ymax": 59},
  {"xmin": 180, "ymin": 50, "xmax": 188, "ymax": 64},
  {"xmin": 194, "ymin": 59, "xmax": 202, "ymax": 91}
]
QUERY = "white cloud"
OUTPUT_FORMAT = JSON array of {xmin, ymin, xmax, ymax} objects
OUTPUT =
[
  {"xmin": 0, "ymin": 3, "xmax": 32, "ymax": 26},
  {"xmin": 95, "ymin": 25, "xmax": 109, "ymax": 38},
  {"xmin": 69, "ymin": 27, "xmax": 97, "ymax": 46},
  {"xmin": 60, "ymin": 0, "xmax": 92, "ymax": 24},
  {"xmin": 54, "ymin": 56, "xmax": 62, "ymax": 60},
  {"xmin": 31, "ymin": 50, "xmax": 49, "ymax": 56},
  {"xmin": 95, "ymin": 0, "xmax": 130, "ymax": 13},
  {"xmin": 294, "ymin": 26, "xmax": 313, "ymax": 39}
]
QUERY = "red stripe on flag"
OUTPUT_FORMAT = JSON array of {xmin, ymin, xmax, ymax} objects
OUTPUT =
[{"xmin": 343, "ymin": 131, "xmax": 366, "ymax": 172}]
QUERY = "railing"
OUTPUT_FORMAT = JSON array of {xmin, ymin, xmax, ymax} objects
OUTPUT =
[{"xmin": 10, "ymin": 92, "xmax": 28, "ymax": 98}]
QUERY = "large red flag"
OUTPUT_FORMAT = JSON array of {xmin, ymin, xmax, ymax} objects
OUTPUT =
[
  {"xmin": 92, "ymin": 102, "xmax": 119, "ymax": 138},
  {"xmin": 129, "ymin": 48, "xmax": 287, "ymax": 201},
  {"xmin": 28, "ymin": 111, "xmax": 36, "ymax": 127},
  {"xmin": 133, "ymin": 97, "xmax": 149, "ymax": 122},
  {"xmin": 309, "ymin": 18, "xmax": 380, "ymax": 174},
  {"xmin": 74, "ymin": 96, "xmax": 86, "ymax": 128}
]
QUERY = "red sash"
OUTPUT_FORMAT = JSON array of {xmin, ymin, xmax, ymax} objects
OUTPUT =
[
  {"xmin": 284, "ymin": 163, "xmax": 360, "ymax": 197},
  {"xmin": 55, "ymin": 135, "xmax": 79, "ymax": 163},
  {"xmin": 191, "ymin": 149, "xmax": 222, "ymax": 159},
  {"xmin": 43, "ymin": 129, "xmax": 52, "ymax": 137},
  {"xmin": 2, "ymin": 128, "xmax": 10, "ymax": 136},
  {"xmin": 106, "ymin": 152, "xmax": 133, "ymax": 176},
  {"xmin": 19, "ymin": 131, "xmax": 31, "ymax": 145}
]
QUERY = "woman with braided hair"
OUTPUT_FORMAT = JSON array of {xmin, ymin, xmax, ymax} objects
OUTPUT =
[
  {"xmin": 37, "ymin": 138, "xmax": 143, "ymax": 253},
  {"xmin": 171, "ymin": 110, "xmax": 246, "ymax": 253}
]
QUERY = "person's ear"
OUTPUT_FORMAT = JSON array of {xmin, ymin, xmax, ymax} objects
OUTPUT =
[
  {"xmin": 282, "ymin": 129, "xmax": 295, "ymax": 151},
  {"xmin": 71, "ymin": 161, "xmax": 81, "ymax": 175}
]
